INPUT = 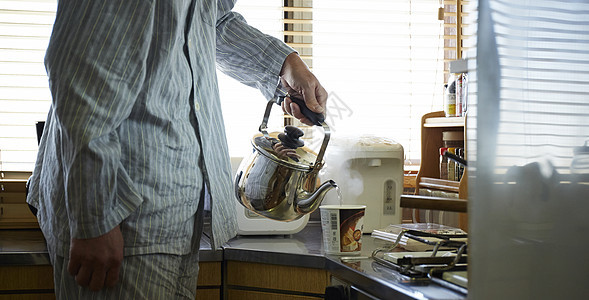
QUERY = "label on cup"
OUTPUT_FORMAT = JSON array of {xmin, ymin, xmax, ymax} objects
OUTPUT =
[{"xmin": 320, "ymin": 205, "xmax": 366, "ymax": 255}]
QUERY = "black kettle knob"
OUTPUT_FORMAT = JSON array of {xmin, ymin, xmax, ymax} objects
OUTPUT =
[{"xmin": 278, "ymin": 125, "xmax": 304, "ymax": 149}]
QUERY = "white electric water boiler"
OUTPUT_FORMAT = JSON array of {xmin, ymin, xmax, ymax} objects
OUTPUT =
[{"xmin": 319, "ymin": 136, "xmax": 404, "ymax": 233}]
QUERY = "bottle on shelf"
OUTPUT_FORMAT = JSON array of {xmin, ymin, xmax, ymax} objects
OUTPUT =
[
  {"xmin": 444, "ymin": 79, "xmax": 456, "ymax": 117},
  {"xmin": 440, "ymin": 147, "xmax": 449, "ymax": 180}
]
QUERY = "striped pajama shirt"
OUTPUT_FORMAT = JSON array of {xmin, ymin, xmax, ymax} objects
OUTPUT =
[{"xmin": 26, "ymin": 0, "xmax": 294, "ymax": 297}]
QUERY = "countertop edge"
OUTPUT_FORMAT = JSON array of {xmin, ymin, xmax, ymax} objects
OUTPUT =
[{"xmin": 223, "ymin": 247, "xmax": 327, "ymax": 269}]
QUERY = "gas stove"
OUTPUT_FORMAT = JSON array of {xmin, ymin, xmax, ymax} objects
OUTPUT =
[{"xmin": 370, "ymin": 223, "xmax": 469, "ymax": 295}]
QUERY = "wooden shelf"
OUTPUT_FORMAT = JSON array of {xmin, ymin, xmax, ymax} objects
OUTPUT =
[
  {"xmin": 407, "ymin": 111, "xmax": 468, "ymax": 231},
  {"xmin": 415, "ymin": 111, "xmax": 467, "ymax": 199},
  {"xmin": 401, "ymin": 195, "xmax": 467, "ymax": 213},
  {"xmin": 419, "ymin": 177, "xmax": 460, "ymax": 193},
  {"xmin": 424, "ymin": 116, "xmax": 465, "ymax": 128}
]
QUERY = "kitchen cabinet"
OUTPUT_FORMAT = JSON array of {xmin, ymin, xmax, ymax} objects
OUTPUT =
[
  {"xmin": 196, "ymin": 261, "xmax": 222, "ymax": 300},
  {"xmin": 413, "ymin": 111, "xmax": 468, "ymax": 230},
  {"xmin": 0, "ymin": 265, "xmax": 55, "ymax": 299},
  {"xmin": 227, "ymin": 290, "xmax": 322, "ymax": 300},
  {"xmin": 0, "ymin": 262, "xmax": 220, "ymax": 300},
  {"xmin": 225, "ymin": 261, "xmax": 329, "ymax": 299}
]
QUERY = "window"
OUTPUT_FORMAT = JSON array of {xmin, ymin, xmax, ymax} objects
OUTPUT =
[
  {"xmin": 443, "ymin": 0, "xmax": 476, "ymax": 78},
  {"xmin": 312, "ymin": 0, "xmax": 446, "ymax": 165},
  {"xmin": 0, "ymin": 1, "xmax": 448, "ymax": 171},
  {"xmin": 218, "ymin": 2, "xmax": 287, "ymax": 158},
  {"xmin": 0, "ymin": 0, "xmax": 55, "ymax": 171},
  {"xmin": 0, "ymin": 1, "xmax": 285, "ymax": 170}
]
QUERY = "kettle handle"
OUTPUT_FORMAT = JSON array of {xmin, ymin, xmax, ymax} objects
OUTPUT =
[
  {"xmin": 277, "ymin": 96, "xmax": 325, "ymax": 126},
  {"xmin": 313, "ymin": 121, "xmax": 331, "ymax": 172}
]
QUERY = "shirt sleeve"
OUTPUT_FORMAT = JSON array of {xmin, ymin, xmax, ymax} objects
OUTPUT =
[
  {"xmin": 214, "ymin": 4, "xmax": 296, "ymax": 100},
  {"xmin": 44, "ymin": 1, "xmax": 154, "ymax": 239}
]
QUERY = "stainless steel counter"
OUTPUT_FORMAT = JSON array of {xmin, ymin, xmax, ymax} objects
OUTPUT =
[
  {"xmin": 0, "ymin": 229, "xmax": 222, "ymax": 265},
  {"xmin": 225, "ymin": 223, "xmax": 466, "ymax": 300},
  {"xmin": 0, "ymin": 230, "xmax": 50, "ymax": 266},
  {"xmin": 1, "ymin": 224, "xmax": 466, "ymax": 299}
]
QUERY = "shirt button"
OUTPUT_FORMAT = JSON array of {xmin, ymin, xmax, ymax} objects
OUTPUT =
[{"xmin": 194, "ymin": 102, "xmax": 200, "ymax": 111}]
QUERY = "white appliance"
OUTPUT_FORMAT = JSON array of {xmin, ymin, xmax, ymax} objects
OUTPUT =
[
  {"xmin": 231, "ymin": 157, "xmax": 309, "ymax": 235},
  {"xmin": 319, "ymin": 136, "xmax": 404, "ymax": 233}
]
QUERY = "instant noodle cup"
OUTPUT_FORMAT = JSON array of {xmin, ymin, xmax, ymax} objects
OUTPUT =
[{"xmin": 320, "ymin": 205, "xmax": 366, "ymax": 255}]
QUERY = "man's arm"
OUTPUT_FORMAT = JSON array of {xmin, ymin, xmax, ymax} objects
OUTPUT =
[
  {"xmin": 46, "ymin": 1, "xmax": 151, "ymax": 240},
  {"xmin": 67, "ymin": 226, "xmax": 124, "ymax": 291},
  {"xmin": 214, "ymin": 6, "xmax": 327, "ymax": 122},
  {"xmin": 46, "ymin": 1, "xmax": 156, "ymax": 290},
  {"xmin": 279, "ymin": 53, "xmax": 328, "ymax": 125}
]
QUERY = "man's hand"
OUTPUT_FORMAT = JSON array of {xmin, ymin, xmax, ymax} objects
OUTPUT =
[
  {"xmin": 68, "ymin": 225, "xmax": 124, "ymax": 291},
  {"xmin": 280, "ymin": 53, "xmax": 328, "ymax": 126}
]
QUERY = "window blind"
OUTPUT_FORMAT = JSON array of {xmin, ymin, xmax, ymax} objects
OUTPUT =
[
  {"xmin": 470, "ymin": 1, "xmax": 589, "ymax": 298},
  {"xmin": 443, "ymin": 0, "xmax": 475, "ymax": 79},
  {"xmin": 0, "ymin": 1, "xmax": 286, "ymax": 170},
  {"xmin": 0, "ymin": 0, "xmax": 55, "ymax": 171},
  {"xmin": 217, "ymin": 2, "xmax": 286, "ymax": 157},
  {"xmin": 284, "ymin": 0, "xmax": 312, "ymax": 68},
  {"xmin": 470, "ymin": 0, "xmax": 589, "ymax": 175},
  {"xmin": 1, "ymin": 0, "xmax": 448, "ymax": 170},
  {"xmin": 312, "ymin": 0, "xmax": 446, "ymax": 164}
]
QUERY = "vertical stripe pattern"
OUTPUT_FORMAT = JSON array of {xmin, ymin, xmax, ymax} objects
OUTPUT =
[
  {"xmin": 26, "ymin": 0, "xmax": 295, "ymax": 257},
  {"xmin": 49, "ymin": 189, "xmax": 205, "ymax": 299}
]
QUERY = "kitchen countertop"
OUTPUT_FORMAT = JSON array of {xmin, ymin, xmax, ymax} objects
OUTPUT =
[
  {"xmin": 225, "ymin": 223, "xmax": 466, "ymax": 300},
  {"xmin": 0, "ymin": 229, "xmax": 223, "ymax": 265},
  {"xmin": 0, "ymin": 224, "xmax": 466, "ymax": 300},
  {"xmin": 0, "ymin": 229, "xmax": 50, "ymax": 266}
]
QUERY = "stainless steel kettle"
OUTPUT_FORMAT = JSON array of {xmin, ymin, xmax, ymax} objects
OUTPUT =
[{"xmin": 234, "ymin": 96, "xmax": 337, "ymax": 221}]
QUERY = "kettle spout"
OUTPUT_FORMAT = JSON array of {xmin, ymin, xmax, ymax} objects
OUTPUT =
[{"xmin": 296, "ymin": 180, "xmax": 337, "ymax": 214}]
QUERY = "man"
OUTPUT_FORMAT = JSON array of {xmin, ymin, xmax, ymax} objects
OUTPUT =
[{"xmin": 26, "ymin": 0, "xmax": 327, "ymax": 298}]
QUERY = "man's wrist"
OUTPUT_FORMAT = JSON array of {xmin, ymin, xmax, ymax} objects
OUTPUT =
[{"xmin": 279, "ymin": 52, "xmax": 302, "ymax": 77}]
